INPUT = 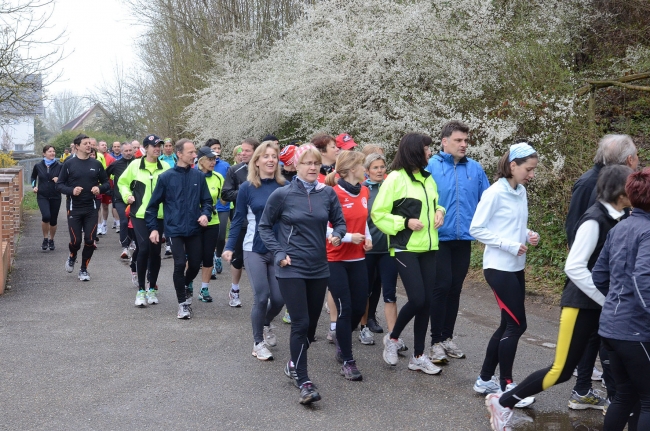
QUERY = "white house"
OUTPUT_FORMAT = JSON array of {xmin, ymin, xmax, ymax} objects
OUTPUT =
[{"xmin": 0, "ymin": 75, "xmax": 43, "ymax": 153}]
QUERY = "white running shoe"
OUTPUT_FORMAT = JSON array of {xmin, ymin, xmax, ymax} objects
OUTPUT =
[
  {"xmin": 382, "ymin": 334, "xmax": 399, "ymax": 366},
  {"xmin": 65, "ymin": 256, "xmax": 76, "ymax": 273},
  {"xmin": 358, "ymin": 327, "xmax": 375, "ymax": 345},
  {"xmin": 252, "ymin": 342, "xmax": 273, "ymax": 361},
  {"xmin": 135, "ymin": 290, "xmax": 147, "ymax": 307},
  {"xmin": 177, "ymin": 302, "xmax": 191, "ymax": 319},
  {"xmin": 408, "ymin": 354, "xmax": 442, "ymax": 375},
  {"xmin": 146, "ymin": 289, "xmax": 159, "ymax": 305},
  {"xmin": 120, "ymin": 248, "xmax": 129, "ymax": 260},
  {"xmin": 428, "ymin": 342, "xmax": 449, "ymax": 364},
  {"xmin": 572, "ymin": 366, "xmax": 604, "ymax": 381},
  {"xmin": 441, "ymin": 337, "xmax": 466, "ymax": 359},
  {"xmin": 263, "ymin": 325, "xmax": 277, "ymax": 347},
  {"xmin": 505, "ymin": 382, "xmax": 536, "ymax": 408},
  {"xmin": 78, "ymin": 269, "xmax": 90, "ymax": 281},
  {"xmin": 229, "ymin": 289, "xmax": 242, "ymax": 307},
  {"xmin": 485, "ymin": 393, "xmax": 513, "ymax": 431},
  {"xmin": 474, "ymin": 375, "xmax": 501, "ymax": 394}
]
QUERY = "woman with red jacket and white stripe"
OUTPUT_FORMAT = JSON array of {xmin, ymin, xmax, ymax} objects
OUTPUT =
[{"xmin": 325, "ymin": 150, "xmax": 372, "ymax": 381}]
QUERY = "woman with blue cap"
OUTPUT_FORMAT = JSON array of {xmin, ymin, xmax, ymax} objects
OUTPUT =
[{"xmin": 468, "ymin": 141, "xmax": 540, "ymax": 422}]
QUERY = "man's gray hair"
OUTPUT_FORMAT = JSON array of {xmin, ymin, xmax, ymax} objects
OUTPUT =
[
  {"xmin": 600, "ymin": 134, "xmax": 636, "ymax": 166},
  {"xmin": 175, "ymin": 138, "xmax": 194, "ymax": 153}
]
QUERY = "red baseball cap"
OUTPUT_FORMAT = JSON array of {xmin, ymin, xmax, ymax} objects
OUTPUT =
[
  {"xmin": 335, "ymin": 133, "xmax": 357, "ymax": 150},
  {"xmin": 279, "ymin": 145, "xmax": 296, "ymax": 166}
]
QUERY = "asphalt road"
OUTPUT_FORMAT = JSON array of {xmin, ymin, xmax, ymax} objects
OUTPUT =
[{"xmin": 0, "ymin": 209, "xmax": 606, "ymax": 430}]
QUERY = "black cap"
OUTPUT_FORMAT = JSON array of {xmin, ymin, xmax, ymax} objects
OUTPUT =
[
  {"xmin": 143, "ymin": 134, "xmax": 163, "ymax": 147},
  {"xmin": 262, "ymin": 134, "xmax": 278, "ymax": 142},
  {"xmin": 197, "ymin": 146, "xmax": 218, "ymax": 159}
]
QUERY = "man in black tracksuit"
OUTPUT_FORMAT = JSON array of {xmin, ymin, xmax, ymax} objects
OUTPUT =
[
  {"xmin": 146, "ymin": 139, "xmax": 213, "ymax": 319},
  {"xmin": 106, "ymin": 142, "xmax": 136, "ymax": 258},
  {"xmin": 221, "ymin": 138, "xmax": 259, "ymax": 306},
  {"xmin": 56, "ymin": 134, "xmax": 110, "ymax": 281}
]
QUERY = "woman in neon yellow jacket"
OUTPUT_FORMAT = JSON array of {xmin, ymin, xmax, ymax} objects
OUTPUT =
[{"xmin": 371, "ymin": 132, "xmax": 445, "ymax": 375}]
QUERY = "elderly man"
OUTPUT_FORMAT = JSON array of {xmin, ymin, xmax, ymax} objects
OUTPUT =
[{"xmin": 563, "ymin": 133, "xmax": 638, "ymax": 411}]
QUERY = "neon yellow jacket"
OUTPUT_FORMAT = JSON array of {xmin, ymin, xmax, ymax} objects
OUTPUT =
[
  {"xmin": 371, "ymin": 168, "xmax": 445, "ymax": 253},
  {"xmin": 117, "ymin": 157, "xmax": 170, "ymax": 219}
]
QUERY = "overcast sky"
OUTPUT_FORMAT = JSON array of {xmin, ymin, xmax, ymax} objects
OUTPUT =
[{"xmin": 44, "ymin": 0, "xmax": 142, "ymax": 99}]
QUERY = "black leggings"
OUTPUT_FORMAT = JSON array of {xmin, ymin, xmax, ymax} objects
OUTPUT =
[
  {"xmin": 328, "ymin": 260, "xmax": 369, "ymax": 362},
  {"xmin": 132, "ymin": 217, "xmax": 163, "ymax": 290},
  {"xmin": 602, "ymin": 338, "xmax": 650, "ymax": 431},
  {"xmin": 113, "ymin": 200, "xmax": 130, "ymax": 248},
  {"xmin": 278, "ymin": 277, "xmax": 328, "ymax": 386},
  {"xmin": 201, "ymin": 225, "xmax": 220, "ymax": 267},
  {"xmin": 430, "ymin": 240, "xmax": 471, "ymax": 344},
  {"xmin": 391, "ymin": 251, "xmax": 436, "ymax": 357},
  {"xmin": 216, "ymin": 211, "xmax": 230, "ymax": 256},
  {"xmin": 67, "ymin": 207, "xmax": 98, "ymax": 270},
  {"xmin": 480, "ymin": 269, "xmax": 527, "ymax": 390},
  {"xmin": 499, "ymin": 307, "xmax": 604, "ymax": 408},
  {"xmin": 37, "ymin": 196, "xmax": 61, "ymax": 225},
  {"xmin": 366, "ymin": 253, "xmax": 398, "ymax": 321},
  {"xmin": 169, "ymin": 235, "xmax": 202, "ymax": 303}
]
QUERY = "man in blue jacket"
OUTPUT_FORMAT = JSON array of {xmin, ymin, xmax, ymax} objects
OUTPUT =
[
  {"xmin": 146, "ymin": 138, "xmax": 213, "ymax": 319},
  {"xmin": 426, "ymin": 121, "xmax": 489, "ymax": 363}
]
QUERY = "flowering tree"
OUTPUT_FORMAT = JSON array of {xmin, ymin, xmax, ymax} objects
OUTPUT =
[{"xmin": 186, "ymin": 0, "xmax": 593, "ymax": 180}]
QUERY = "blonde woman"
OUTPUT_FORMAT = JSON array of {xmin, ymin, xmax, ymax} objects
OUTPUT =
[
  {"xmin": 258, "ymin": 144, "xmax": 346, "ymax": 404},
  {"xmin": 325, "ymin": 151, "xmax": 372, "ymax": 381},
  {"xmin": 222, "ymin": 142, "xmax": 286, "ymax": 361}
]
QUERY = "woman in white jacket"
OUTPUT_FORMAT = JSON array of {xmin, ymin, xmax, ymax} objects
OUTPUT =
[{"xmin": 469, "ymin": 142, "xmax": 540, "ymax": 408}]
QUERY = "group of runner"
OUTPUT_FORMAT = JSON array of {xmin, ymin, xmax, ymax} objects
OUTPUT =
[{"xmin": 30, "ymin": 124, "xmax": 649, "ymax": 429}]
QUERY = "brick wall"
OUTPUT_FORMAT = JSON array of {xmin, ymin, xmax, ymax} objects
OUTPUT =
[{"xmin": 0, "ymin": 167, "xmax": 24, "ymax": 294}]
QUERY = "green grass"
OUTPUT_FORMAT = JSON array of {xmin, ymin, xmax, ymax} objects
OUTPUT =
[{"xmin": 22, "ymin": 191, "xmax": 38, "ymax": 211}]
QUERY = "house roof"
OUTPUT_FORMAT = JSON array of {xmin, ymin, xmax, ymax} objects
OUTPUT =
[
  {"xmin": 0, "ymin": 74, "xmax": 44, "ymax": 117},
  {"xmin": 61, "ymin": 103, "xmax": 108, "ymax": 131}
]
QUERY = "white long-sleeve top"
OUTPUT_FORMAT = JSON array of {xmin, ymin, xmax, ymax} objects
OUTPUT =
[
  {"xmin": 469, "ymin": 177, "xmax": 532, "ymax": 271},
  {"xmin": 564, "ymin": 201, "xmax": 624, "ymax": 306}
]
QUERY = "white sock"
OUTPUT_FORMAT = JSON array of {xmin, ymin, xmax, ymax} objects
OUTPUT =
[
  {"xmin": 201, "ymin": 282, "xmax": 209, "ymax": 289},
  {"xmin": 231, "ymin": 284, "xmax": 239, "ymax": 292},
  {"xmin": 330, "ymin": 322, "xmax": 336, "ymax": 331}
]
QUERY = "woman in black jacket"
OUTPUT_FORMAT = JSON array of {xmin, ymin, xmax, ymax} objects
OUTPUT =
[{"xmin": 31, "ymin": 145, "xmax": 62, "ymax": 251}]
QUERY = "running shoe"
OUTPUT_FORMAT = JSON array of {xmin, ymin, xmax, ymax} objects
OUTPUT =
[
  {"xmin": 282, "ymin": 310, "xmax": 291, "ymax": 324},
  {"xmin": 131, "ymin": 272, "xmax": 138, "ymax": 288},
  {"xmin": 252, "ymin": 342, "xmax": 273, "ymax": 361},
  {"xmin": 408, "ymin": 354, "xmax": 442, "ymax": 375},
  {"xmin": 299, "ymin": 382, "xmax": 321, "ymax": 405},
  {"xmin": 120, "ymin": 248, "xmax": 129, "ymax": 260},
  {"xmin": 48, "ymin": 239, "xmax": 55, "ymax": 251},
  {"xmin": 41, "ymin": 238, "xmax": 49, "ymax": 251},
  {"xmin": 210, "ymin": 266, "xmax": 217, "ymax": 280},
  {"xmin": 473, "ymin": 375, "xmax": 501, "ymax": 394},
  {"xmin": 485, "ymin": 393, "xmax": 513, "ymax": 431},
  {"xmin": 396, "ymin": 338, "xmax": 408, "ymax": 352},
  {"xmin": 263, "ymin": 325, "xmax": 277, "ymax": 347},
  {"xmin": 327, "ymin": 328, "xmax": 336, "ymax": 343},
  {"xmin": 572, "ymin": 366, "xmax": 603, "ymax": 381},
  {"xmin": 341, "ymin": 360, "xmax": 363, "ymax": 381},
  {"xmin": 199, "ymin": 287, "xmax": 213, "ymax": 303},
  {"xmin": 228, "ymin": 289, "xmax": 241, "ymax": 307},
  {"xmin": 367, "ymin": 317, "xmax": 384, "ymax": 333},
  {"xmin": 427, "ymin": 342, "xmax": 449, "ymax": 364},
  {"xmin": 568, "ymin": 388, "xmax": 608, "ymax": 410},
  {"xmin": 505, "ymin": 382, "xmax": 536, "ymax": 408},
  {"xmin": 358, "ymin": 327, "xmax": 375, "ymax": 345},
  {"xmin": 177, "ymin": 302, "xmax": 191, "ymax": 319},
  {"xmin": 185, "ymin": 282, "xmax": 193, "ymax": 305},
  {"xmin": 65, "ymin": 256, "xmax": 76, "ymax": 273},
  {"xmin": 164, "ymin": 245, "xmax": 172, "ymax": 258},
  {"xmin": 284, "ymin": 361, "xmax": 299, "ymax": 387},
  {"xmin": 146, "ymin": 289, "xmax": 159, "ymax": 305},
  {"xmin": 382, "ymin": 334, "xmax": 399, "ymax": 366},
  {"xmin": 441, "ymin": 337, "xmax": 466, "ymax": 359},
  {"xmin": 135, "ymin": 290, "xmax": 147, "ymax": 307},
  {"xmin": 214, "ymin": 254, "xmax": 222, "ymax": 274},
  {"xmin": 78, "ymin": 269, "xmax": 90, "ymax": 281}
]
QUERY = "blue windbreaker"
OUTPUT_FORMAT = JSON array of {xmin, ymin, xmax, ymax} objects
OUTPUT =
[{"xmin": 426, "ymin": 151, "xmax": 489, "ymax": 241}]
